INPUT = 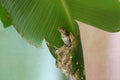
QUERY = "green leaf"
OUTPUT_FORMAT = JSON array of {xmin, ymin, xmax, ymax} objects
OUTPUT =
[
  {"xmin": 67, "ymin": 0, "xmax": 120, "ymax": 32},
  {"xmin": 0, "ymin": 0, "xmax": 79, "ymax": 47},
  {"xmin": 0, "ymin": 0, "xmax": 84, "ymax": 80},
  {"xmin": 0, "ymin": 3, "xmax": 11, "ymax": 28},
  {"xmin": 2, "ymin": 0, "xmax": 120, "ymax": 79}
]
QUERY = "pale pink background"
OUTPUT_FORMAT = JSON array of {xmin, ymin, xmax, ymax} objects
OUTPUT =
[{"xmin": 78, "ymin": 22, "xmax": 120, "ymax": 80}]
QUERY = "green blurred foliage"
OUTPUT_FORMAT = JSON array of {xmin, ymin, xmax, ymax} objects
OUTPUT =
[{"xmin": 0, "ymin": 22, "xmax": 66, "ymax": 80}]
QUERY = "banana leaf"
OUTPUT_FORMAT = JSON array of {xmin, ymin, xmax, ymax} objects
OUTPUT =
[{"xmin": 1, "ymin": 0, "xmax": 120, "ymax": 80}]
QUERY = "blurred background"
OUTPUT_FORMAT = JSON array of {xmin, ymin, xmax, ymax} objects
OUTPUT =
[{"xmin": 0, "ymin": 21, "xmax": 67, "ymax": 80}]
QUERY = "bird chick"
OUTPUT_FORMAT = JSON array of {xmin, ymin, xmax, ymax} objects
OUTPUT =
[{"xmin": 58, "ymin": 27, "xmax": 71, "ymax": 47}]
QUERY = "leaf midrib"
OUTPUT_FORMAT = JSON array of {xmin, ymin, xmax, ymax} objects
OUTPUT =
[{"xmin": 60, "ymin": 0, "xmax": 74, "ymax": 32}]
